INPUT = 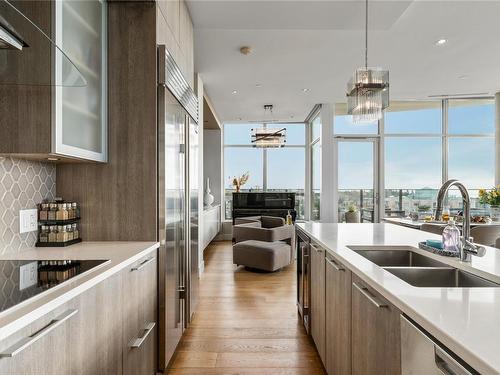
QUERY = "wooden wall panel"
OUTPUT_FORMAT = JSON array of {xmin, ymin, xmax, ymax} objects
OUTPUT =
[
  {"xmin": 56, "ymin": 2, "xmax": 158, "ymax": 241},
  {"xmin": 0, "ymin": 1, "xmax": 52, "ymax": 155}
]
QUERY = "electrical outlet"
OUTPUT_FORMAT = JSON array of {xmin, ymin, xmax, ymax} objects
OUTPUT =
[
  {"xmin": 19, "ymin": 209, "xmax": 38, "ymax": 234},
  {"xmin": 19, "ymin": 261, "xmax": 38, "ymax": 290}
]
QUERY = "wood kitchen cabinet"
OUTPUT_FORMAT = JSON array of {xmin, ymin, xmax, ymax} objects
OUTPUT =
[
  {"xmin": 0, "ymin": 251, "xmax": 157, "ymax": 375},
  {"xmin": 69, "ymin": 272, "xmax": 123, "ymax": 375},
  {"xmin": 325, "ymin": 253, "xmax": 351, "ymax": 375},
  {"xmin": 122, "ymin": 254, "xmax": 158, "ymax": 375},
  {"xmin": 310, "ymin": 241, "xmax": 326, "ymax": 363},
  {"xmin": 351, "ymin": 274, "xmax": 401, "ymax": 375},
  {"xmin": 0, "ymin": 302, "xmax": 75, "ymax": 375},
  {"xmin": 0, "ymin": 0, "xmax": 107, "ymax": 162}
]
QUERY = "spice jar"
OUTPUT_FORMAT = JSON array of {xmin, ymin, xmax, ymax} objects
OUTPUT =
[
  {"xmin": 67, "ymin": 225, "xmax": 74, "ymax": 241},
  {"xmin": 48, "ymin": 226, "xmax": 57, "ymax": 242},
  {"xmin": 73, "ymin": 203, "xmax": 80, "ymax": 219},
  {"xmin": 67, "ymin": 204, "xmax": 74, "ymax": 219},
  {"xmin": 72, "ymin": 223, "xmax": 79, "ymax": 239},
  {"xmin": 56, "ymin": 225, "xmax": 66, "ymax": 242},
  {"xmin": 56, "ymin": 203, "xmax": 68, "ymax": 221},
  {"xmin": 48, "ymin": 203, "xmax": 57, "ymax": 221},
  {"xmin": 39, "ymin": 226, "xmax": 49, "ymax": 242},
  {"xmin": 39, "ymin": 203, "xmax": 49, "ymax": 221}
]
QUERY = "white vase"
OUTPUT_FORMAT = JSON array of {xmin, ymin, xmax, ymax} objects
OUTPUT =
[{"xmin": 204, "ymin": 177, "xmax": 215, "ymax": 207}]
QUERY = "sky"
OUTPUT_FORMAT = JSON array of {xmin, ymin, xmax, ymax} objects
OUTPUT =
[{"xmin": 224, "ymin": 103, "xmax": 495, "ymax": 192}]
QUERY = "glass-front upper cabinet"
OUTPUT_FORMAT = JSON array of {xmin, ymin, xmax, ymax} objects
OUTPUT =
[{"xmin": 54, "ymin": 0, "xmax": 107, "ymax": 162}]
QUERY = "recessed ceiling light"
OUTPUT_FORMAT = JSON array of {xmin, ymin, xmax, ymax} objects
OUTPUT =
[
  {"xmin": 435, "ymin": 38, "xmax": 448, "ymax": 46},
  {"xmin": 232, "ymin": 90, "xmax": 238, "ymax": 94},
  {"xmin": 302, "ymin": 88, "xmax": 310, "ymax": 93},
  {"xmin": 458, "ymin": 75, "xmax": 469, "ymax": 80},
  {"xmin": 255, "ymin": 84, "xmax": 262, "ymax": 88}
]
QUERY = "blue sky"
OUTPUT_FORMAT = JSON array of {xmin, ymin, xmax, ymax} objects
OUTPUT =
[{"xmin": 224, "ymin": 102, "xmax": 495, "ymax": 191}]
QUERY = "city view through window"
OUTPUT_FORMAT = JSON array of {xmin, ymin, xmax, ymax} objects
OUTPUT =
[{"xmin": 224, "ymin": 99, "xmax": 495, "ymax": 222}]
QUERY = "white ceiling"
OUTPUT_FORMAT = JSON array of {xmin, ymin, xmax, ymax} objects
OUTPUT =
[{"xmin": 187, "ymin": 0, "xmax": 500, "ymax": 123}]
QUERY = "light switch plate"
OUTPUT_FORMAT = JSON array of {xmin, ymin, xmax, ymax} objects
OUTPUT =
[
  {"xmin": 19, "ymin": 261, "xmax": 38, "ymax": 290},
  {"xmin": 19, "ymin": 209, "xmax": 38, "ymax": 234}
]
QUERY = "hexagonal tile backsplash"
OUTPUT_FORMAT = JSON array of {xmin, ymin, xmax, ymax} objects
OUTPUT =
[{"xmin": 0, "ymin": 157, "xmax": 55, "ymax": 255}]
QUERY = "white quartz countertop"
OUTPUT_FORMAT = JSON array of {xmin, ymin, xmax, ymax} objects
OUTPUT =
[
  {"xmin": 0, "ymin": 241, "xmax": 159, "ymax": 342},
  {"xmin": 297, "ymin": 222, "xmax": 500, "ymax": 375}
]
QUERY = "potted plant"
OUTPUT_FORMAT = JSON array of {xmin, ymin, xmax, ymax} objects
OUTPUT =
[
  {"xmin": 232, "ymin": 172, "xmax": 249, "ymax": 193},
  {"xmin": 479, "ymin": 186, "xmax": 500, "ymax": 222},
  {"xmin": 345, "ymin": 203, "xmax": 360, "ymax": 223}
]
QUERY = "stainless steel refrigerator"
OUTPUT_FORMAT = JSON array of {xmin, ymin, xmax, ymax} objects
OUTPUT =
[{"xmin": 157, "ymin": 45, "xmax": 199, "ymax": 371}]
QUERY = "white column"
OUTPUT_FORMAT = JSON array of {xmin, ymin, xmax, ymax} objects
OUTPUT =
[
  {"xmin": 195, "ymin": 74, "xmax": 205, "ymax": 273},
  {"xmin": 304, "ymin": 118, "xmax": 311, "ymax": 221},
  {"xmin": 495, "ymin": 92, "xmax": 500, "ymax": 186},
  {"xmin": 320, "ymin": 103, "xmax": 337, "ymax": 223}
]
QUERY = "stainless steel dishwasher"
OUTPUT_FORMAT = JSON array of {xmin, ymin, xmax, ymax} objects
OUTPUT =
[{"xmin": 401, "ymin": 315, "xmax": 478, "ymax": 375}]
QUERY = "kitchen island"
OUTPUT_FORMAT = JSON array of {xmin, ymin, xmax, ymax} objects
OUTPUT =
[
  {"xmin": 297, "ymin": 222, "xmax": 500, "ymax": 375},
  {"xmin": 0, "ymin": 241, "xmax": 159, "ymax": 375}
]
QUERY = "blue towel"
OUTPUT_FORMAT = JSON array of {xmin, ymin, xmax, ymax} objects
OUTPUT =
[{"xmin": 426, "ymin": 239, "xmax": 443, "ymax": 250}]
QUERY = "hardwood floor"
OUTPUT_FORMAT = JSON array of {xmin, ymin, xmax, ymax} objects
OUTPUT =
[{"xmin": 168, "ymin": 241, "xmax": 325, "ymax": 374}]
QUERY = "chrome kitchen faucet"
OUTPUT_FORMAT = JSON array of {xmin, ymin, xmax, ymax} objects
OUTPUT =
[{"xmin": 435, "ymin": 179, "xmax": 486, "ymax": 262}]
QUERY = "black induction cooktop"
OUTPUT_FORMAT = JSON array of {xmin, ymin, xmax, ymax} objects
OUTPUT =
[{"xmin": 0, "ymin": 259, "xmax": 109, "ymax": 314}]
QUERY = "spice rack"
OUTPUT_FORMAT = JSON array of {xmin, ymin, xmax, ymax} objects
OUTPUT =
[{"xmin": 36, "ymin": 199, "xmax": 82, "ymax": 247}]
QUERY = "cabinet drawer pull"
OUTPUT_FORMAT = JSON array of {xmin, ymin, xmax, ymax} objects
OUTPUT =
[
  {"xmin": 131, "ymin": 257, "xmax": 155, "ymax": 272},
  {"xmin": 130, "ymin": 322, "xmax": 156, "ymax": 348},
  {"xmin": 0, "ymin": 309, "xmax": 78, "ymax": 358},
  {"xmin": 310, "ymin": 244, "xmax": 323, "ymax": 253},
  {"xmin": 326, "ymin": 257, "xmax": 345, "ymax": 271},
  {"xmin": 434, "ymin": 346, "xmax": 472, "ymax": 375},
  {"xmin": 352, "ymin": 282, "xmax": 387, "ymax": 309}
]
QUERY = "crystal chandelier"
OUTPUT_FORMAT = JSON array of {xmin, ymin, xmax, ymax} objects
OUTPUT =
[{"xmin": 346, "ymin": 0, "xmax": 389, "ymax": 123}]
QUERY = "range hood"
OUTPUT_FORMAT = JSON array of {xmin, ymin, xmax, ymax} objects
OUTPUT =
[{"xmin": 0, "ymin": 0, "xmax": 86, "ymax": 86}]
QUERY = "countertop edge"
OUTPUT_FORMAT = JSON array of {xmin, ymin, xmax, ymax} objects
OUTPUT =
[
  {"xmin": 297, "ymin": 224, "xmax": 499, "ymax": 375},
  {"xmin": 0, "ymin": 242, "xmax": 159, "ymax": 342}
]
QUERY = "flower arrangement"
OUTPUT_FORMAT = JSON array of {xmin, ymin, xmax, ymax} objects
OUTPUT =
[
  {"xmin": 479, "ymin": 186, "xmax": 500, "ymax": 206},
  {"xmin": 231, "ymin": 172, "xmax": 250, "ymax": 192}
]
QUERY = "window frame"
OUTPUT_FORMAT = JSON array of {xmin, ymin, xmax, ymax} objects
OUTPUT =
[
  {"xmin": 223, "ymin": 122, "xmax": 307, "ymax": 220},
  {"xmin": 322, "ymin": 97, "xmax": 495, "ymax": 222}
]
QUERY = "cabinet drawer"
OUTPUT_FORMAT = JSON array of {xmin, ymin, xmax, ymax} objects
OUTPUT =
[
  {"xmin": 0, "ymin": 302, "xmax": 77, "ymax": 375},
  {"xmin": 123, "ymin": 252, "xmax": 157, "ymax": 375},
  {"xmin": 351, "ymin": 275, "xmax": 401, "ymax": 375}
]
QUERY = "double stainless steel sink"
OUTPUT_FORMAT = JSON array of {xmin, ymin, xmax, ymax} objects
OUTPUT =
[{"xmin": 354, "ymin": 249, "xmax": 500, "ymax": 288}]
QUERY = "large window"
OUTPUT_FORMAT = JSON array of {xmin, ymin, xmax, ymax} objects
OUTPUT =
[
  {"xmin": 224, "ymin": 123, "xmax": 306, "ymax": 220},
  {"xmin": 310, "ymin": 111, "xmax": 321, "ymax": 220},
  {"xmin": 323, "ymin": 99, "xmax": 495, "ymax": 222},
  {"xmin": 382, "ymin": 99, "xmax": 494, "ymax": 218}
]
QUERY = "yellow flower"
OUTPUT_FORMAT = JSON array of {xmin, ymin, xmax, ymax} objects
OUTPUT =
[{"xmin": 479, "ymin": 189, "xmax": 485, "ymax": 196}]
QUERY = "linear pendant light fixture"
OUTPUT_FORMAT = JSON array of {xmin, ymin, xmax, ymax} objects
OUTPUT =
[
  {"xmin": 346, "ymin": 0, "xmax": 389, "ymax": 123},
  {"xmin": 251, "ymin": 105, "xmax": 287, "ymax": 148}
]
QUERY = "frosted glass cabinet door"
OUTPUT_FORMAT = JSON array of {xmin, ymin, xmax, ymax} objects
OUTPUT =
[{"xmin": 54, "ymin": 0, "xmax": 107, "ymax": 162}]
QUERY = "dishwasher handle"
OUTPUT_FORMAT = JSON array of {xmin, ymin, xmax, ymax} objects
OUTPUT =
[{"xmin": 435, "ymin": 346, "xmax": 473, "ymax": 375}]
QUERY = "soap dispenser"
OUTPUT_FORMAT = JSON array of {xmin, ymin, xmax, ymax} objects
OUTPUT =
[{"xmin": 442, "ymin": 218, "xmax": 460, "ymax": 253}]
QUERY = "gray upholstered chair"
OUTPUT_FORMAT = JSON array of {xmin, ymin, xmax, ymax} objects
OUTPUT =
[
  {"xmin": 232, "ymin": 216, "xmax": 294, "ymax": 272},
  {"xmin": 470, "ymin": 226, "xmax": 500, "ymax": 247}
]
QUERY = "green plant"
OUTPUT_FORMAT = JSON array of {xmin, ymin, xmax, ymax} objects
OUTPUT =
[
  {"xmin": 347, "ymin": 203, "xmax": 357, "ymax": 213},
  {"xmin": 479, "ymin": 186, "xmax": 500, "ymax": 206}
]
